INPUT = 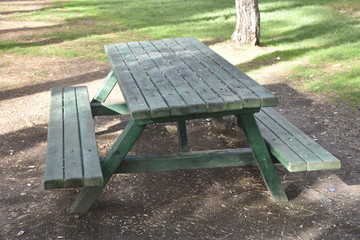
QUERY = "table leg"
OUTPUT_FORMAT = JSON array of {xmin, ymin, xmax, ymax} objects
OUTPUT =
[
  {"xmin": 236, "ymin": 113, "xmax": 288, "ymax": 202},
  {"xmin": 70, "ymin": 120, "xmax": 146, "ymax": 213},
  {"xmin": 177, "ymin": 120, "xmax": 189, "ymax": 152}
]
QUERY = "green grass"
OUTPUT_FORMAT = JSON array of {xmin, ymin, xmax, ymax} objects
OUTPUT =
[
  {"xmin": 1, "ymin": 0, "xmax": 359, "ymax": 107},
  {"xmin": 2, "ymin": 0, "xmax": 235, "ymax": 59},
  {"xmin": 254, "ymin": 0, "xmax": 360, "ymax": 108}
]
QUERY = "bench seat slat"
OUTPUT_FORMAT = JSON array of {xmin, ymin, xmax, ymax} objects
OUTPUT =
[
  {"xmin": 45, "ymin": 87, "xmax": 103, "ymax": 189},
  {"xmin": 256, "ymin": 120, "xmax": 307, "ymax": 172},
  {"xmin": 262, "ymin": 108, "xmax": 341, "ymax": 168},
  {"xmin": 255, "ymin": 108, "xmax": 341, "ymax": 172},
  {"xmin": 63, "ymin": 87, "xmax": 83, "ymax": 187},
  {"xmin": 76, "ymin": 87, "xmax": 104, "ymax": 186},
  {"xmin": 45, "ymin": 87, "xmax": 65, "ymax": 189},
  {"xmin": 256, "ymin": 110, "xmax": 325, "ymax": 171}
]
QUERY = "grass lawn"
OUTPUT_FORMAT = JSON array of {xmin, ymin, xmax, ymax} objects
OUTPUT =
[{"xmin": 1, "ymin": 0, "xmax": 359, "ymax": 108}]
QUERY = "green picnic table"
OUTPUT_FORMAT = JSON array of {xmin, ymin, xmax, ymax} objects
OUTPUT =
[{"xmin": 44, "ymin": 37, "xmax": 340, "ymax": 213}]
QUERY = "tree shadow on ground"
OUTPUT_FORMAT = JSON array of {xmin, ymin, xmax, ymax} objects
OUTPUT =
[
  {"xmin": 0, "ymin": 68, "xmax": 109, "ymax": 102},
  {"xmin": 237, "ymin": 21, "xmax": 358, "ymax": 72},
  {"xmin": 0, "ymin": 124, "xmax": 47, "ymax": 157},
  {"xmin": 0, "ymin": 0, "xmax": 234, "ymax": 52}
]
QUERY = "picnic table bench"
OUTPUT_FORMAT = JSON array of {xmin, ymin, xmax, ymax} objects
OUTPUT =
[{"xmin": 44, "ymin": 37, "xmax": 340, "ymax": 213}]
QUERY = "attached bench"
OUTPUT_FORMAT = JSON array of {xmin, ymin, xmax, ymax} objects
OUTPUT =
[
  {"xmin": 44, "ymin": 86, "xmax": 103, "ymax": 189},
  {"xmin": 255, "ymin": 108, "xmax": 341, "ymax": 172}
]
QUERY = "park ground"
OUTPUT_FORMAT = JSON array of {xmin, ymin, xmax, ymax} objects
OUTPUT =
[{"xmin": 0, "ymin": 0, "xmax": 359, "ymax": 239}]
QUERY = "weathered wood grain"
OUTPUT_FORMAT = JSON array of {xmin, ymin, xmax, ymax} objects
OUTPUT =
[
  {"xmin": 163, "ymin": 38, "xmax": 243, "ymax": 111},
  {"xmin": 44, "ymin": 87, "xmax": 103, "ymax": 189},
  {"xmin": 127, "ymin": 41, "xmax": 188, "ymax": 116},
  {"xmin": 63, "ymin": 87, "xmax": 83, "ymax": 187},
  {"xmin": 106, "ymin": 37, "xmax": 276, "ymax": 121},
  {"xmin": 140, "ymin": 40, "xmax": 207, "ymax": 114},
  {"xmin": 76, "ymin": 87, "xmax": 103, "ymax": 186},
  {"xmin": 255, "ymin": 108, "xmax": 341, "ymax": 171},
  {"xmin": 117, "ymin": 148, "xmax": 255, "ymax": 173},
  {"xmin": 105, "ymin": 44, "xmax": 151, "ymax": 120},
  {"xmin": 154, "ymin": 39, "xmax": 225, "ymax": 112},
  {"xmin": 44, "ymin": 87, "xmax": 64, "ymax": 189},
  {"xmin": 185, "ymin": 37, "xmax": 277, "ymax": 107},
  {"xmin": 116, "ymin": 43, "xmax": 171, "ymax": 118},
  {"xmin": 174, "ymin": 37, "xmax": 260, "ymax": 108}
]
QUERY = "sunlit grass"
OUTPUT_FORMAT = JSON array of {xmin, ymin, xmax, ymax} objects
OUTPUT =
[
  {"xmin": 258, "ymin": 0, "xmax": 359, "ymax": 108},
  {"xmin": 0, "ymin": 0, "xmax": 358, "ymax": 107},
  {"xmin": 3, "ymin": 0, "xmax": 235, "ymax": 58}
]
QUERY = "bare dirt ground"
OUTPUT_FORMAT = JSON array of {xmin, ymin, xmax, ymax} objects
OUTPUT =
[{"xmin": 1, "ymin": 1, "xmax": 360, "ymax": 240}]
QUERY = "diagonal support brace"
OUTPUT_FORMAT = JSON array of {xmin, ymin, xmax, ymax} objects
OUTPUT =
[{"xmin": 237, "ymin": 113, "xmax": 288, "ymax": 202}]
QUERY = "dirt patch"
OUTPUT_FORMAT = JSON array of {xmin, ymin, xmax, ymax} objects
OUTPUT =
[
  {"xmin": 0, "ymin": 0, "xmax": 53, "ymax": 14},
  {"xmin": 0, "ymin": 1, "xmax": 359, "ymax": 240}
]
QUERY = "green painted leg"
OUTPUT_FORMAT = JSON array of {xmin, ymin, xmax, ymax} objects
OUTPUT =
[
  {"xmin": 70, "ymin": 120, "xmax": 146, "ymax": 213},
  {"xmin": 177, "ymin": 120, "xmax": 189, "ymax": 152},
  {"xmin": 237, "ymin": 114, "xmax": 288, "ymax": 202},
  {"xmin": 91, "ymin": 70, "xmax": 118, "ymax": 103}
]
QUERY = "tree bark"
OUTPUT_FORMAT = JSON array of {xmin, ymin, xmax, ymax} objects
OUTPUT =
[{"xmin": 232, "ymin": 0, "xmax": 260, "ymax": 46}]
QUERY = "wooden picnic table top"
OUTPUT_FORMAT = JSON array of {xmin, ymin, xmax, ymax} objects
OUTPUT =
[{"xmin": 105, "ymin": 37, "xmax": 277, "ymax": 122}]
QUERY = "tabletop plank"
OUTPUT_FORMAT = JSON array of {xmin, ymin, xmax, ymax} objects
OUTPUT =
[
  {"xmin": 163, "ymin": 38, "xmax": 243, "ymax": 111},
  {"xmin": 185, "ymin": 37, "xmax": 277, "ymax": 107},
  {"xmin": 139, "ymin": 41, "xmax": 208, "ymax": 114},
  {"xmin": 115, "ymin": 43, "xmax": 171, "ymax": 118},
  {"xmin": 153, "ymin": 39, "xmax": 225, "ymax": 113},
  {"xmin": 174, "ymin": 37, "xmax": 261, "ymax": 109},
  {"xmin": 106, "ymin": 37, "xmax": 278, "ymax": 121},
  {"xmin": 105, "ymin": 44, "xmax": 151, "ymax": 120},
  {"xmin": 127, "ymin": 41, "xmax": 189, "ymax": 116}
]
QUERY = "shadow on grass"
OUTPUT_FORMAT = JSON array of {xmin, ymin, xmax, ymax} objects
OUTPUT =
[
  {"xmin": 0, "ymin": 0, "xmax": 234, "ymax": 51},
  {"xmin": 236, "ymin": 19, "xmax": 358, "ymax": 72},
  {"xmin": 0, "ymin": 16, "xmax": 130, "ymax": 51},
  {"xmin": 236, "ymin": 47, "xmax": 316, "ymax": 72},
  {"xmin": 263, "ymin": 21, "xmax": 358, "ymax": 46},
  {"xmin": 0, "ymin": 9, "xmax": 44, "ymax": 15},
  {"xmin": 261, "ymin": 2, "xmax": 307, "ymax": 13},
  {"xmin": 0, "ymin": 25, "xmax": 62, "ymax": 35}
]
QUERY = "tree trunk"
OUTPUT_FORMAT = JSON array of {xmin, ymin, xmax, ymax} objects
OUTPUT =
[{"xmin": 232, "ymin": 0, "xmax": 260, "ymax": 46}]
